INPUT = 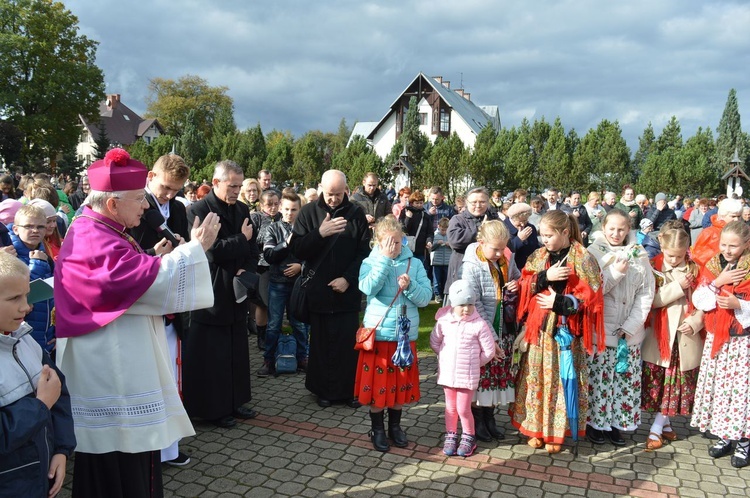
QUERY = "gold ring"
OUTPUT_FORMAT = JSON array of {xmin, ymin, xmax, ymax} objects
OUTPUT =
[{"xmin": 214, "ymin": 224, "xmax": 219, "ymax": 229}]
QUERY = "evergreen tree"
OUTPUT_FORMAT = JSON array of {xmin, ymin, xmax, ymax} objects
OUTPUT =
[
  {"xmin": 93, "ymin": 122, "xmax": 110, "ymax": 159},
  {"xmin": 715, "ymin": 89, "xmax": 744, "ymax": 173},
  {"xmin": 466, "ymin": 124, "xmax": 498, "ymax": 189},
  {"xmin": 594, "ymin": 120, "xmax": 632, "ymax": 190},
  {"xmin": 538, "ymin": 117, "xmax": 570, "ymax": 193},
  {"xmin": 655, "ymin": 116, "xmax": 683, "ymax": 153},
  {"xmin": 423, "ymin": 133, "xmax": 468, "ymax": 201},
  {"xmin": 207, "ymin": 105, "xmax": 237, "ymax": 163},
  {"xmin": 678, "ymin": 127, "xmax": 719, "ymax": 196},
  {"xmin": 505, "ymin": 121, "xmax": 536, "ymax": 192},
  {"xmin": 332, "ymin": 136, "xmax": 386, "ymax": 188},
  {"xmin": 263, "ymin": 132, "xmax": 294, "ymax": 185},
  {"xmin": 178, "ymin": 110, "xmax": 207, "ymax": 172},
  {"xmin": 290, "ymin": 131, "xmax": 326, "ymax": 187},
  {"xmin": 491, "ymin": 126, "xmax": 518, "ymax": 193},
  {"xmin": 235, "ymin": 124, "xmax": 266, "ymax": 177},
  {"xmin": 632, "ymin": 122, "xmax": 655, "ymax": 177},
  {"xmin": 0, "ymin": 120, "xmax": 24, "ymax": 169}
]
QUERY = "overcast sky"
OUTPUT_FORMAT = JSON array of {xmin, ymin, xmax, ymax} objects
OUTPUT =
[{"xmin": 64, "ymin": 0, "xmax": 750, "ymax": 152}]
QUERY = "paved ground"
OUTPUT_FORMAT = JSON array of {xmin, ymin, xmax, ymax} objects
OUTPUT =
[{"xmin": 58, "ymin": 344, "xmax": 750, "ymax": 497}]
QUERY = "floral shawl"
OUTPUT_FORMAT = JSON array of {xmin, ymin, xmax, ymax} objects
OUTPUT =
[{"xmin": 518, "ymin": 241, "xmax": 604, "ymax": 354}]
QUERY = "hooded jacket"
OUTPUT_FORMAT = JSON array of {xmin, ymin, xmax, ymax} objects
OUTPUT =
[
  {"xmin": 430, "ymin": 306, "xmax": 496, "ymax": 390},
  {"xmin": 587, "ymin": 232, "xmax": 655, "ymax": 347},
  {"xmin": 358, "ymin": 245, "xmax": 432, "ymax": 341},
  {"xmin": 0, "ymin": 323, "xmax": 75, "ymax": 497}
]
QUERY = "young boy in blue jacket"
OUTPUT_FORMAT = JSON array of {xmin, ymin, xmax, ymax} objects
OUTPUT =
[
  {"xmin": 10, "ymin": 205, "xmax": 55, "ymax": 357},
  {"xmin": 0, "ymin": 251, "xmax": 75, "ymax": 497}
]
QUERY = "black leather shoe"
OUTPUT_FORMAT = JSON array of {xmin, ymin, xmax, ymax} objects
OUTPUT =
[
  {"xmin": 346, "ymin": 399, "xmax": 361, "ymax": 409},
  {"xmin": 483, "ymin": 406, "xmax": 505, "ymax": 440},
  {"xmin": 709, "ymin": 439, "xmax": 734, "ymax": 458},
  {"xmin": 586, "ymin": 425, "xmax": 605, "ymax": 445},
  {"xmin": 212, "ymin": 416, "xmax": 237, "ymax": 428},
  {"xmin": 606, "ymin": 427, "xmax": 626, "ymax": 446},
  {"xmin": 233, "ymin": 406, "xmax": 259, "ymax": 419},
  {"xmin": 731, "ymin": 444, "xmax": 749, "ymax": 468},
  {"xmin": 317, "ymin": 398, "xmax": 332, "ymax": 408}
]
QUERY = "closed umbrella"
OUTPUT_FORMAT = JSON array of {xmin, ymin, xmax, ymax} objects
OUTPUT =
[
  {"xmin": 554, "ymin": 295, "xmax": 580, "ymax": 456},
  {"xmin": 391, "ymin": 305, "xmax": 413, "ymax": 368}
]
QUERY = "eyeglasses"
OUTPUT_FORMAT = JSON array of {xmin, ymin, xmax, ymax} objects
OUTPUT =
[
  {"xmin": 16, "ymin": 225, "xmax": 46, "ymax": 231},
  {"xmin": 114, "ymin": 194, "xmax": 147, "ymax": 204}
]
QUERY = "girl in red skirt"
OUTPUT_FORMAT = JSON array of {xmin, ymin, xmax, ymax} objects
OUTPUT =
[
  {"xmin": 641, "ymin": 228, "xmax": 704, "ymax": 450},
  {"xmin": 355, "ymin": 216, "xmax": 433, "ymax": 452}
]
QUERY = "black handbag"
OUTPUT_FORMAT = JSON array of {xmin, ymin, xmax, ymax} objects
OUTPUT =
[{"xmin": 289, "ymin": 231, "xmax": 342, "ymax": 323}]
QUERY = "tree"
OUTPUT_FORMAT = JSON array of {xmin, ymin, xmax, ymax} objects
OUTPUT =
[
  {"xmin": 504, "ymin": 121, "xmax": 536, "ymax": 192},
  {"xmin": 178, "ymin": 110, "xmax": 207, "ymax": 172},
  {"xmin": 93, "ymin": 122, "xmax": 110, "ymax": 160},
  {"xmin": 0, "ymin": 0, "xmax": 105, "ymax": 165},
  {"xmin": 678, "ymin": 127, "xmax": 719, "ymax": 197},
  {"xmin": 0, "ymin": 119, "xmax": 24, "ymax": 168},
  {"xmin": 56, "ymin": 145, "xmax": 83, "ymax": 179},
  {"xmin": 422, "ymin": 133, "xmax": 467, "ymax": 201},
  {"xmin": 538, "ymin": 117, "xmax": 571, "ymax": 193},
  {"xmin": 594, "ymin": 120, "xmax": 631, "ymax": 190},
  {"xmin": 715, "ymin": 89, "xmax": 745, "ymax": 172},
  {"xmin": 331, "ymin": 135, "xmax": 385, "ymax": 188},
  {"xmin": 385, "ymin": 96, "xmax": 431, "ymax": 178},
  {"xmin": 290, "ymin": 131, "xmax": 326, "ymax": 187},
  {"xmin": 145, "ymin": 74, "xmax": 233, "ymax": 140},
  {"xmin": 263, "ymin": 132, "xmax": 294, "ymax": 185},
  {"xmin": 466, "ymin": 124, "xmax": 498, "ymax": 189},
  {"xmin": 206, "ymin": 105, "xmax": 237, "ymax": 163},
  {"xmin": 233, "ymin": 124, "xmax": 266, "ymax": 177},
  {"xmin": 492, "ymin": 126, "xmax": 519, "ymax": 192},
  {"xmin": 632, "ymin": 122, "xmax": 655, "ymax": 177}
]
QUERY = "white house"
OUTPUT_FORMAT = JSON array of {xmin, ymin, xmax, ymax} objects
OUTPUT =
[
  {"xmin": 77, "ymin": 94, "xmax": 162, "ymax": 166},
  {"xmin": 349, "ymin": 73, "xmax": 500, "ymax": 160}
]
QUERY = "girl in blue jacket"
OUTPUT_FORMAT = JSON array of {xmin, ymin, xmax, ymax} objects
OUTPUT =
[{"xmin": 355, "ymin": 216, "xmax": 432, "ymax": 452}]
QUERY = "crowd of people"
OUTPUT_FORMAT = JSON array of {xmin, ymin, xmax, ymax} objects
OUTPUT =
[{"xmin": 3, "ymin": 155, "xmax": 750, "ymax": 496}]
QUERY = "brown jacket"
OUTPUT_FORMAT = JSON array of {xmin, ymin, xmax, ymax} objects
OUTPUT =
[{"xmin": 641, "ymin": 262, "xmax": 704, "ymax": 371}]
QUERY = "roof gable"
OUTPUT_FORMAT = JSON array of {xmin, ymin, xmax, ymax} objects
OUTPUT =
[{"xmin": 79, "ymin": 96, "xmax": 160, "ymax": 146}]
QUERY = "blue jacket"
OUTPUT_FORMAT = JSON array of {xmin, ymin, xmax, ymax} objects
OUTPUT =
[
  {"xmin": 9, "ymin": 230, "xmax": 55, "ymax": 354},
  {"xmin": 359, "ymin": 246, "xmax": 432, "ymax": 341},
  {"xmin": 0, "ymin": 324, "xmax": 75, "ymax": 497}
]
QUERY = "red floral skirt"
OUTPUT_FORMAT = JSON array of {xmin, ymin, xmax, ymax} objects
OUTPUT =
[
  {"xmin": 354, "ymin": 341, "xmax": 420, "ymax": 408},
  {"xmin": 641, "ymin": 345, "xmax": 698, "ymax": 417}
]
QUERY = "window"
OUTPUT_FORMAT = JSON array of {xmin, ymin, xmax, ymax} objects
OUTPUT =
[
  {"xmin": 440, "ymin": 109, "xmax": 450, "ymax": 132},
  {"xmin": 146, "ymin": 136, "xmax": 152, "ymax": 145},
  {"xmin": 432, "ymin": 109, "xmax": 439, "ymax": 133},
  {"xmin": 420, "ymin": 113, "xmax": 427, "ymax": 126}
]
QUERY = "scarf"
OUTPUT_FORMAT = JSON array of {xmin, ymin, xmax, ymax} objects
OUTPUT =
[
  {"xmin": 700, "ymin": 252, "xmax": 750, "ymax": 357},
  {"xmin": 518, "ymin": 241, "xmax": 604, "ymax": 354},
  {"xmin": 475, "ymin": 245, "xmax": 509, "ymax": 333},
  {"xmin": 649, "ymin": 253, "xmax": 698, "ymax": 361},
  {"xmin": 54, "ymin": 207, "xmax": 161, "ymax": 338}
]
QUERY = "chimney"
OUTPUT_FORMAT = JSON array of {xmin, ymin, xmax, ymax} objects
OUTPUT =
[
  {"xmin": 106, "ymin": 94, "xmax": 121, "ymax": 109},
  {"xmin": 433, "ymin": 76, "xmax": 443, "ymax": 84},
  {"xmin": 463, "ymin": 92, "xmax": 471, "ymax": 101},
  {"xmin": 443, "ymin": 80, "xmax": 450, "ymax": 89},
  {"xmin": 456, "ymin": 89, "xmax": 464, "ymax": 97}
]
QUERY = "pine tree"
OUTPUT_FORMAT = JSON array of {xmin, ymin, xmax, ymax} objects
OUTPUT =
[
  {"xmin": 716, "ymin": 89, "xmax": 744, "ymax": 173},
  {"xmin": 633, "ymin": 122, "xmax": 655, "ymax": 177},
  {"xmin": 538, "ymin": 117, "xmax": 570, "ymax": 193},
  {"xmin": 466, "ymin": 124, "xmax": 498, "ymax": 189},
  {"xmin": 678, "ymin": 127, "xmax": 719, "ymax": 196},
  {"xmin": 93, "ymin": 122, "xmax": 110, "ymax": 159},
  {"xmin": 423, "ymin": 134, "xmax": 467, "ymax": 201},
  {"xmin": 178, "ymin": 110, "xmax": 207, "ymax": 171}
]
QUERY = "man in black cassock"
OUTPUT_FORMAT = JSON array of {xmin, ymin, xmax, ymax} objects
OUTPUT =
[
  {"xmin": 289, "ymin": 170, "xmax": 370, "ymax": 407},
  {"xmin": 183, "ymin": 160, "xmax": 259, "ymax": 428}
]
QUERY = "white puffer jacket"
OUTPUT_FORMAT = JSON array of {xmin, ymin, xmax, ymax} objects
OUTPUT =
[{"xmin": 587, "ymin": 232, "xmax": 655, "ymax": 347}]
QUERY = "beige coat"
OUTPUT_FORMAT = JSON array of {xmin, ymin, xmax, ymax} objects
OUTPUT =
[{"xmin": 641, "ymin": 262, "xmax": 704, "ymax": 371}]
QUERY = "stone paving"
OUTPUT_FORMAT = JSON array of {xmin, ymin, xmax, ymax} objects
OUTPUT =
[{"xmin": 58, "ymin": 343, "xmax": 750, "ymax": 497}]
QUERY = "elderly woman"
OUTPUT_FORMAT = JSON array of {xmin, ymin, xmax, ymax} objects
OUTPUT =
[
  {"xmin": 445, "ymin": 187, "xmax": 498, "ymax": 292},
  {"xmin": 240, "ymin": 178, "xmax": 262, "ymax": 212},
  {"xmin": 503, "ymin": 202, "xmax": 540, "ymax": 269},
  {"xmin": 585, "ymin": 192, "xmax": 605, "ymax": 242}
]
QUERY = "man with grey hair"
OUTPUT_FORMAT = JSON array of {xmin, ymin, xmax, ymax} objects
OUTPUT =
[
  {"xmin": 183, "ymin": 160, "xmax": 260, "ymax": 428},
  {"xmin": 289, "ymin": 170, "xmax": 370, "ymax": 408}
]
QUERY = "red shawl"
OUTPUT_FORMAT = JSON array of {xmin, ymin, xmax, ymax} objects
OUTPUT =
[
  {"xmin": 649, "ymin": 253, "xmax": 698, "ymax": 361},
  {"xmin": 699, "ymin": 252, "xmax": 750, "ymax": 357},
  {"xmin": 518, "ymin": 241, "xmax": 604, "ymax": 354}
]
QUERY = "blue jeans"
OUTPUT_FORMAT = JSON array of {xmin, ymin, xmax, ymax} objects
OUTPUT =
[
  {"xmin": 265, "ymin": 281, "xmax": 310, "ymax": 363},
  {"xmin": 432, "ymin": 265, "xmax": 448, "ymax": 297}
]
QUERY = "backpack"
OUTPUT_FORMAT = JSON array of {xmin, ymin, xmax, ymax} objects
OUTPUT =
[{"xmin": 275, "ymin": 333, "xmax": 297, "ymax": 375}]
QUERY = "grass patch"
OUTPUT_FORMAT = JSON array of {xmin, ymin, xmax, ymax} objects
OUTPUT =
[{"xmin": 416, "ymin": 301, "xmax": 442, "ymax": 354}]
